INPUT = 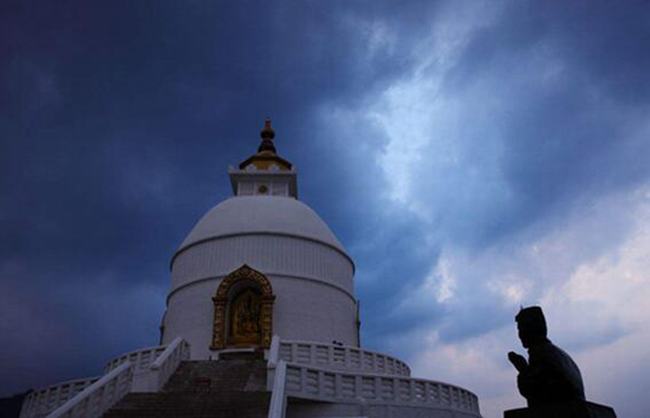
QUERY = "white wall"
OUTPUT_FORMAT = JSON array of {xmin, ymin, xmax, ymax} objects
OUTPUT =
[
  {"xmin": 163, "ymin": 233, "xmax": 357, "ymax": 359},
  {"xmin": 171, "ymin": 234, "xmax": 353, "ymax": 293}
]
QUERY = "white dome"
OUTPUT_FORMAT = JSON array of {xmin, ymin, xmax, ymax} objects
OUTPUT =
[
  {"xmin": 166, "ymin": 195, "xmax": 357, "ymax": 356},
  {"xmin": 177, "ymin": 196, "xmax": 347, "ymax": 255}
]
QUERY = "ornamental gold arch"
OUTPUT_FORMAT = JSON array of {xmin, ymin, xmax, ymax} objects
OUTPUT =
[{"xmin": 210, "ymin": 265, "xmax": 275, "ymax": 350}]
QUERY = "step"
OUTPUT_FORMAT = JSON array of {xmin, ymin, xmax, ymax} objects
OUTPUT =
[
  {"xmin": 104, "ymin": 392, "xmax": 271, "ymax": 418},
  {"xmin": 103, "ymin": 358, "xmax": 271, "ymax": 418},
  {"xmin": 164, "ymin": 359, "xmax": 267, "ymax": 393},
  {"xmin": 218, "ymin": 350, "xmax": 265, "ymax": 361}
]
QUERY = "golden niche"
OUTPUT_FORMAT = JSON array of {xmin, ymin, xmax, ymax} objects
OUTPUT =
[
  {"xmin": 211, "ymin": 265, "xmax": 274, "ymax": 350},
  {"xmin": 229, "ymin": 289, "xmax": 262, "ymax": 345}
]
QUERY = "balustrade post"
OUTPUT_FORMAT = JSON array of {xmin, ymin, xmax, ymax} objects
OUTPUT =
[
  {"xmin": 36, "ymin": 391, "xmax": 43, "ymax": 415},
  {"xmin": 334, "ymin": 373, "xmax": 342, "ymax": 399},
  {"xmin": 354, "ymin": 375, "xmax": 362, "ymax": 400},
  {"xmin": 328, "ymin": 345, "xmax": 333, "ymax": 368},
  {"xmin": 423, "ymin": 383, "xmax": 428, "ymax": 403},
  {"xmin": 317, "ymin": 370, "xmax": 323, "ymax": 397},
  {"xmin": 300, "ymin": 367, "xmax": 307, "ymax": 395},
  {"xmin": 373, "ymin": 376, "xmax": 380, "ymax": 402},
  {"xmin": 53, "ymin": 385, "xmax": 61, "ymax": 410},
  {"xmin": 392, "ymin": 378, "xmax": 398, "ymax": 402}
]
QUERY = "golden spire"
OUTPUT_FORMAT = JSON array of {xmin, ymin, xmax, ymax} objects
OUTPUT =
[
  {"xmin": 258, "ymin": 118, "xmax": 276, "ymax": 153},
  {"xmin": 238, "ymin": 119, "xmax": 292, "ymax": 171}
]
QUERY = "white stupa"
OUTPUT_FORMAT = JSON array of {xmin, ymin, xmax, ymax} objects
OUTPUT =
[
  {"xmin": 163, "ymin": 120, "xmax": 357, "ymax": 361},
  {"xmin": 20, "ymin": 121, "xmax": 482, "ymax": 418}
]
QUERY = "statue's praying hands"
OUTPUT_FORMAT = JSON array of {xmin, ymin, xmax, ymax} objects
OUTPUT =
[{"xmin": 508, "ymin": 351, "xmax": 528, "ymax": 373}]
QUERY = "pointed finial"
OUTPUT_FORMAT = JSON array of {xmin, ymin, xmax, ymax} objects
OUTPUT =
[
  {"xmin": 258, "ymin": 118, "xmax": 277, "ymax": 153},
  {"xmin": 260, "ymin": 118, "xmax": 275, "ymax": 140}
]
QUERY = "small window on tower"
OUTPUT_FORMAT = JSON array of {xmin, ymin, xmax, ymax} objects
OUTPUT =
[
  {"xmin": 272, "ymin": 183, "xmax": 288, "ymax": 196},
  {"xmin": 238, "ymin": 182, "xmax": 254, "ymax": 195}
]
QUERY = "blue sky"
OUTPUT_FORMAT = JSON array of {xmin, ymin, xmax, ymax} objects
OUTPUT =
[{"xmin": 2, "ymin": 1, "xmax": 649, "ymax": 417}]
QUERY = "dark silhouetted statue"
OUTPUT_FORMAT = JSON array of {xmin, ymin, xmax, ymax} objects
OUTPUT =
[
  {"xmin": 504, "ymin": 306, "xmax": 616, "ymax": 418},
  {"xmin": 508, "ymin": 306, "xmax": 585, "ymax": 406}
]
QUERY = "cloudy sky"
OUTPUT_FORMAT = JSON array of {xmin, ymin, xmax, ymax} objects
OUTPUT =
[{"xmin": 2, "ymin": 1, "xmax": 649, "ymax": 416}]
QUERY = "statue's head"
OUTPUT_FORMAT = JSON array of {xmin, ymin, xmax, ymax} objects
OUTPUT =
[{"xmin": 515, "ymin": 306, "xmax": 548, "ymax": 348}]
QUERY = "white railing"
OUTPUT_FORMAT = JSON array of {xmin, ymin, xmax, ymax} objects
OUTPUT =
[
  {"xmin": 278, "ymin": 339, "xmax": 411, "ymax": 376},
  {"xmin": 47, "ymin": 362, "xmax": 134, "ymax": 418},
  {"xmin": 145, "ymin": 337, "xmax": 190, "ymax": 392},
  {"xmin": 23, "ymin": 338, "xmax": 191, "ymax": 418},
  {"xmin": 21, "ymin": 347, "xmax": 166, "ymax": 418},
  {"xmin": 266, "ymin": 336, "xmax": 479, "ymax": 415},
  {"xmin": 103, "ymin": 345, "xmax": 166, "ymax": 374},
  {"xmin": 268, "ymin": 335, "xmax": 281, "ymax": 368},
  {"xmin": 283, "ymin": 363, "xmax": 480, "ymax": 415},
  {"xmin": 20, "ymin": 377, "xmax": 99, "ymax": 418},
  {"xmin": 267, "ymin": 360, "xmax": 287, "ymax": 418},
  {"xmin": 101, "ymin": 338, "xmax": 189, "ymax": 392}
]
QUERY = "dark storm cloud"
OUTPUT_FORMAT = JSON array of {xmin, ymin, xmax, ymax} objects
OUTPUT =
[
  {"xmin": 438, "ymin": 2, "xmax": 650, "ymax": 344},
  {"xmin": 423, "ymin": 0, "xmax": 650, "ymax": 249},
  {"xmin": 0, "ymin": 271, "xmax": 164, "ymax": 394},
  {"xmin": 308, "ymin": 0, "xmax": 650, "ymax": 354}
]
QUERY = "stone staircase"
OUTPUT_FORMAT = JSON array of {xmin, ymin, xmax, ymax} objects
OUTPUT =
[{"xmin": 103, "ymin": 352, "xmax": 271, "ymax": 418}]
